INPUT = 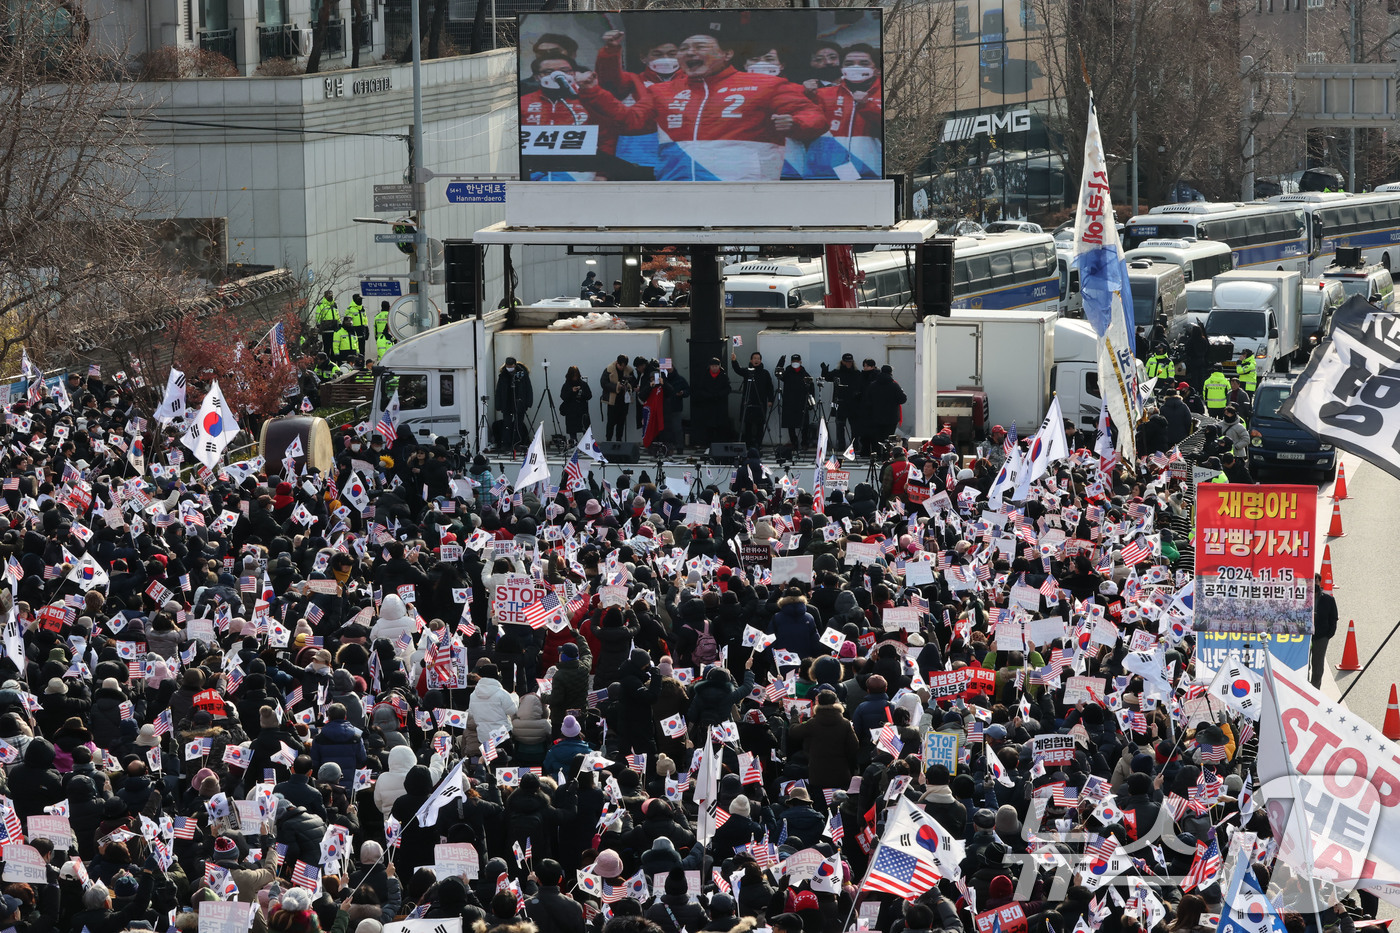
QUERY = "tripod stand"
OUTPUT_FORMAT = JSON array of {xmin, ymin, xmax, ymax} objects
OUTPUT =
[
  {"xmin": 810, "ymin": 380, "xmax": 831, "ymax": 464},
  {"xmin": 529, "ymin": 358, "xmax": 566, "ymax": 453}
]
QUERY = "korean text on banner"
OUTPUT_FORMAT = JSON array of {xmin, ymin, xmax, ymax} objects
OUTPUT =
[{"xmin": 1194, "ymin": 484, "xmax": 1314, "ymax": 673}]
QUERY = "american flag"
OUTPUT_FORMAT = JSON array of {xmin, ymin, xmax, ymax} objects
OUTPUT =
[
  {"xmin": 1052, "ymin": 783, "xmax": 1079, "ymax": 808},
  {"xmin": 1003, "ymin": 422, "xmax": 1017, "ymax": 455},
  {"xmin": 172, "ymin": 816, "xmax": 198, "ymax": 840},
  {"xmin": 1164, "ymin": 793, "xmax": 1189, "ymax": 821},
  {"xmin": 626, "ymin": 754, "xmax": 646, "ymax": 774},
  {"xmin": 713, "ymin": 807, "xmax": 731, "ymax": 829},
  {"xmin": 1084, "ymin": 834, "xmax": 1119, "ymax": 861},
  {"xmin": 304, "ymin": 603, "xmax": 324, "ymax": 626},
  {"xmin": 1198, "ymin": 741, "xmax": 1227, "ymax": 763},
  {"xmin": 1039, "ymin": 574, "xmax": 1060, "ymax": 599},
  {"xmin": 864, "ymin": 844, "xmax": 941, "ymax": 899},
  {"xmin": 152, "ymin": 709, "xmax": 173, "ymax": 736},
  {"xmin": 564, "ymin": 452, "xmax": 584, "ymax": 488},
  {"xmin": 1120, "ymin": 537, "xmax": 1151, "ymax": 566},
  {"xmin": 521, "ymin": 589, "xmax": 561, "ymax": 630},
  {"xmin": 291, "ymin": 859, "xmax": 320, "ymax": 890},
  {"xmin": 908, "ymin": 592, "xmax": 928, "ymax": 613},
  {"xmin": 266, "ymin": 318, "xmax": 291, "ymax": 364},
  {"xmin": 1181, "ymin": 830, "xmax": 1221, "ymax": 891},
  {"xmin": 827, "ymin": 811, "xmax": 843, "ymax": 844},
  {"xmin": 376, "ymin": 401, "xmax": 398, "ymax": 443},
  {"xmin": 875, "ymin": 722, "xmax": 902, "ymax": 759},
  {"xmin": 394, "ymin": 632, "xmax": 413, "ymax": 655},
  {"xmin": 711, "ymin": 868, "xmax": 731, "ymax": 894},
  {"xmin": 287, "ymin": 685, "xmax": 303, "ymax": 708},
  {"xmin": 882, "ymin": 537, "xmax": 897, "ymax": 557}
]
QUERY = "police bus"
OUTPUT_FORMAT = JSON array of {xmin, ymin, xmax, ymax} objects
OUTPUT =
[
  {"xmin": 1121, "ymin": 202, "xmax": 1308, "ymax": 274},
  {"xmin": 1266, "ymin": 190, "xmax": 1400, "ymax": 276},
  {"xmin": 721, "ymin": 232, "xmax": 1060, "ymax": 314}
]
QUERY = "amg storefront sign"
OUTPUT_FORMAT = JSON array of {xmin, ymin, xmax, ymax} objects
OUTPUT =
[{"xmin": 942, "ymin": 109, "xmax": 1032, "ymax": 142}]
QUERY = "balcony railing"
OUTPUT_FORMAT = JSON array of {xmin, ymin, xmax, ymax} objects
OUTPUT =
[
  {"xmin": 258, "ymin": 22, "xmax": 297, "ymax": 60},
  {"xmin": 198, "ymin": 27, "xmax": 237, "ymax": 64}
]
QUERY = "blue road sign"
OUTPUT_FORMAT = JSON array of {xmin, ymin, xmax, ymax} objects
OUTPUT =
[
  {"xmin": 446, "ymin": 182, "xmax": 507, "ymax": 203},
  {"xmin": 360, "ymin": 280, "xmax": 402, "ymax": 297}
]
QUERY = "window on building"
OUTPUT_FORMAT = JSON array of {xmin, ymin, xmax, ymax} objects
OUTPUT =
[{"xmin": 1306, "ymin": 51, "xmax": 1325, "ymax": 63}]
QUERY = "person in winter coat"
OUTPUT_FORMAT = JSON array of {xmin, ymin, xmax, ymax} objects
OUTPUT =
[
  {"xmin": 510, "ymin": 693, "xmax": 552, "ymax": 765},
  {"xmin": 771, "ymin": 590, "xmax": 821, "ymax": 658},
  {"xmin": 592, "ymin": 607, "xmax": 637, "ymax": 687},
  {"xmin": 87, "ymin": 679, "xmax": 129, "ymax": 752},
  {"xmin": 547, "ymin": 640, "xmax": 591, "ymax": 733},
  {"xmin": 275, "ymin": 799, "xmax": 328, "ymax": 868},
  {"xmin": 328, "ymin": 669, "xmax": 368, "ymax": 732},
  {"xmin": 468, "ymin": 666, "xmax": 518, "ymax": 746},
  {"xmin": 787, "ymin": 691, "xmax": 859, "ymax": 796},
  {"xmin": 369, "ymin": 595, "xmax": 415, "ymax": 658},
  {"xmin": 247, "ymin": 705, "xmax": 305, "ymax": 785},
  {"xmin": 710, "ymin": 793, "xmax": 762, "ymax": 855},
  {"xmin": 628, "ymin": 798, "xmax": 696, "ymax": 852},
  {"xmin": 526, "ymin": 859, "xmax": 587, "ymax": 933},
  {"xmin": 862, "ymin": 364, "xmax": 907, "ymax": 445},
  {"xmin": 495, "ymin": 358, "xmax": 534, "ymax": 449},
  {"xmin": 503, "ymin": 772, "xmax": 563, "ymax": 859},
  {"xmin": 687, "ymin": 660, "xmax": 756, "ymax": 735},
  {"xmin": 375, "ymin": 745, "xmax": 434, "ymax": 819},
  {"xmin": 310, "ymin": 703, "xmax": 367, "ymax": 792},
  {"xmin": 850, "ymin": 675, "xmax": 892, "ymax": 748},
  {"xmin": 774, "ymin": 786, "xmax": 826, "ymax": 848},
  {"xmin": 9, "ymin": 736, "xmax": 64, "ymax": 819},
  {"xmin": 67, "ymin": 773, "xmax": 107, "ymax": 860},
  {"xmin": 557, "ymin": 366, "xmax": 594, "ymax": 445},
  {"xmin": 542, "ymin": 715, "xmax": 591, "ymax": 776}
]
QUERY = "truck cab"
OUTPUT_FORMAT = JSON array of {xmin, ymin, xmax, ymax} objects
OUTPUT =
[{"xmin": 1249, "ymin": 372, "xmax": 1335, "ymax": 480}]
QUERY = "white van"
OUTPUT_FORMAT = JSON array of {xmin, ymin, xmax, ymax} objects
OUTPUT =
[
  {"xmin": 1126, "ymin": 259, "xmax": 1188, "ymax": 336},
  {"xmin": 1321, "ymin": 261, "xmax": 1395, "ymax": 311},
  {"xmin": 1123, "ymin": 237, "xmax": 1235, "ymax": 283}
]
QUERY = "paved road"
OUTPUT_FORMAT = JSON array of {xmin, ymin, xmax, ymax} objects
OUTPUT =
[{"xmin": 1312, "ymin": 451, "xmax": 1400, "ymax": 728}]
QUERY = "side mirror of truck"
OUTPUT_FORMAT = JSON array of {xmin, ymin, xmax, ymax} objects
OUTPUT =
[{"xmin": 1269, "ymin": 326, "xmax": 1278, "ymax": 338}]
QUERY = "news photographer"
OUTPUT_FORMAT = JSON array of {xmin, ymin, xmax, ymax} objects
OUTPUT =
[
  {"xmin": 599, "ymin": 353, "xmax": 636, "ymax": 442},
  {"xmin": 775, "ymin": 353, "xmax": 816, "ymax": 449},
  {"xmin": 821, "ymin": 352, "xmax": 861, "ymax": 453},
  {"xmin": 730, "ymin": 350, "xmax": 775, "ymax": 449}
]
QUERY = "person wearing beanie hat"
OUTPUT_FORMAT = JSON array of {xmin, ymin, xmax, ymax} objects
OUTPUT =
[
  {"xmin": 268, "ymin": 887, "xmax": 319, "ymax": 933},
  {"xmin": 549, "ymin": 636, "xmax": 591, "ymax": 732},
  {"xmin": 542, "ymin": 715, "xmax": 592, "ymax": 775}
]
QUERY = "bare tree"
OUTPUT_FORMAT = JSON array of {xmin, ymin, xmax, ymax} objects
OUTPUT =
[
  {"xmin": 1034, "ymin": 0, "xmax": 1296, "ymax": 204},
  {"xmin": 306, "ymin": 0, "xmax": 339, "ymax": 74},
  {"xmin": 0, "ymin": 4, "xmax": 185, "ymax": 372}
]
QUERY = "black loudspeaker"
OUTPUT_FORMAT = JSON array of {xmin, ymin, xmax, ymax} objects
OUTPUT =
[
  {"xmin": 597, "ymin": 441, "xmax": 640, "ymax": 463},
  {"xmin": 709, "ymin": 442, "xmax": 749, "ymax": 464},
  {"xmin": 443, "ymin": 240, "xmax": 484, "ymax": 322},
  {"xmin": 916, "ymin": 237, "xmax": 956, "ymax": 321}
]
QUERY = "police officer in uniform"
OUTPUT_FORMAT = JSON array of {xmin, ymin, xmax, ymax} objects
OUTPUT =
[
  {"xmin": 1145, "ymin": 343, "xmax": 1174, "ymax": 383},
  {"xmin": 314, "ymin": 290, "xmax": 339, "ymax": 356},
  {"xmin": 1202, "ymin": 365, "xmax": 1230, "ymax": 417},
  {"xmin": 1236, "ymin": 349, "xmax": 1258, "ymax": 396},
  {"xmin": 374, "ymin": 301, "xmax": 394, "ymax": 360},
  {"xmin": 344, "ymin": 294, "xmax": 368, "ymax": 354}
]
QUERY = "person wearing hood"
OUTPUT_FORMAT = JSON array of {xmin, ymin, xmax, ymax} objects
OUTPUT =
[
  {"xmin": 850, "ymin": 674, "xmax": 892, "ymax": 752},
  {"xmin": 788, "ymin": 690, "xmax": 859, "ymax": 796},
  {"xmin": 10, "ymin": 736, "xmax": 64, "ymax": 819},
  {"xmin": 67, "ymin": 772, "xmax": 108, "ymax": 860},
  {"xmin": 467, "ymin": 665, "xmax": 518, "ymax": 746},
  {"xmin": 87, "ymin": 678, "xmax": 129, "ymax": 752},
  {"xmin": 510, "ymin": 693, "xmax": 552, "ymax": 765},
  {"xmin": 503, "ymin": 772, "xmax": 563, "ymax": 860},
  {"xmin": 328, "ymin": 669, "xmax": 367, "ymax": 731},
  {"xmin": 391, "ymin": 763, "xmax": 458, "ymax": 876},
  {"xmin": 375, "ymin": 745, "xmax": 443, "ymax": 819},
  {"xmin": 366, "ymin": 703, "xmax": 409, "ymax": 765},
  {"xmin": 369, "ymin": 595, "xmax": 415, "ymax": 657},
  {"xmin": 687, "ymin": 658, "xmax": 756, "ymax": 735},
  {"xmin": 247, "ymin": 705, "xmax": 306, "ymax": 785},
  {"xmin": 771, "ymin": 588, "xmax": 821, "ymax": 658}
]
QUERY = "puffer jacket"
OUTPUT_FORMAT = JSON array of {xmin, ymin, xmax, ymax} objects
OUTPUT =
[
  {"xmin": 511, "ymin": 694, "xmax": 552, "ymax": 747},
  {"xmin": 468, "ymin": 677, "xmax": 518, "ymax": 745},
  {"xmin": 687, "ymin": 668, "xmax": 755, "ymax": 728},
  {"xmin": 374, "ymin": 745, "xmax": 431, "ymax": 819},
  {"xmin": 8, "ymin": 737, "xmax": 64, "ymax": 819},
  {"xmin": 770, "ymin": 595, "xmax": 820, "ymax": 659},
  {"xmin": 88, "ymin": 685, "xmax": 129, "ymax": 751},
  {"xmin": 310, "ymin": 719, "xmax": 367, "ymax": 789}
]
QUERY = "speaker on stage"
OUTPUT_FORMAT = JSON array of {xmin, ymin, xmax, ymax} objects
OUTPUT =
[
  {"xmin": 708, "ymin": 442, "xmax": 749, "ymax": 464},
  {"xmin": 597, "ymin": 441, "xmax": 640, "ymax": 463},
  {"xmin": 916, "ymin": 237, "xmax": 955, "ymax": 321}
]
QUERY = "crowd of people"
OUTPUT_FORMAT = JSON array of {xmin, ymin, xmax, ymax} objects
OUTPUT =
[{"xmin": 0, "ymin": 359, "xmax": 1359, "ymax": 933}]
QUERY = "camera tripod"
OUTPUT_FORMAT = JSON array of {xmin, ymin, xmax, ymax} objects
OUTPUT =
[{"xmin": 528, "ymin": 358, "xmax": 567, "ymax": 453}]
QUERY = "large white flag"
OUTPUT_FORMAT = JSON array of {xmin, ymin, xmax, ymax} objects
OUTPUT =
[
  {"xmin": 694, "ymin": 736, "xmax": 721, "ymax": 844},
  {"xmin": 1258, "ymin": 657, "xmax": 1394, "ymax": 909},
  {"xmin": 1072, "ymin": 95, "xmax": 1141, "ymax": 462},
  {"xmin": 814, "ymin": 417, "xmax": 829, "ymax": 468},
  {"xmin": 515, "ymin": 424, "xmax": 550, "ymax": 489},
  {"xmin": 66, "ymin": 554, "xmax": 109, "ymax": 591},
  {"xmin": 181, "ymin": 380, "xmax": 240, "ymax": 470},
  {"xmin": 1023, "ymin": 395, "xmax": 1070, "ymax": 484},
  {"xmin": 154, "ymin": 369, "xmax": 188, "ymax": 424}
]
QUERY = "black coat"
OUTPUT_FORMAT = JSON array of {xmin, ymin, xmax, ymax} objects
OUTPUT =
[
  {"xmin": 776, "ymin": 363, "xmax": 815, "ymax": 425},
  {"xmin": 496, "ymin": 366, "xmax": 534, "ymax": 414},
  {"xmin": 691, "ymin": 369, "xmax": 732, "ymax": 429},
  {"xmin": 731, "ymin": 361, "xmax": 775, "ymax": 411},
  {"xmin": 823, "ymin": 361, "xmax": 863, "ymax": 407},
  {"xmin": 1315, "ymin": 586, "xmax": 1339, "ymax": 639},
  {"xmin": 864, "ymin": 373, "xmax": 907, "ymax": 427},
  {"xmin": 558, "ymin": 378, "xmax": 593, "ymax": 419},
  {"xmin": 527, "ymin": 885, "xmax": 587, "ymax": 933}
]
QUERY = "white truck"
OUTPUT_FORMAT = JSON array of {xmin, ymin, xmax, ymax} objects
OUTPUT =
[{"xmin": 1203, "ymin": 270, "xmax": 1303, "ymax": 374}]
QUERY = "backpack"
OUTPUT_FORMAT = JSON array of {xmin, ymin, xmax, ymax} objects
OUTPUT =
[{"xmin": 692, "ymin": 620, "xmax": 719, "ymax": 664}]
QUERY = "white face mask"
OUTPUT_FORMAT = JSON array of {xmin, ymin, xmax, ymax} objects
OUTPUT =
[
  {"xmin": 649, "ymin": 56, "xmax": 679, "ymax": 75},
  {"xmin": 842, "ymin": 65, "xmax": 875, "ymax": 83},
  {"xmin": 747, "ymin": 61, "xmax": 781, "ymax": 77}
]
